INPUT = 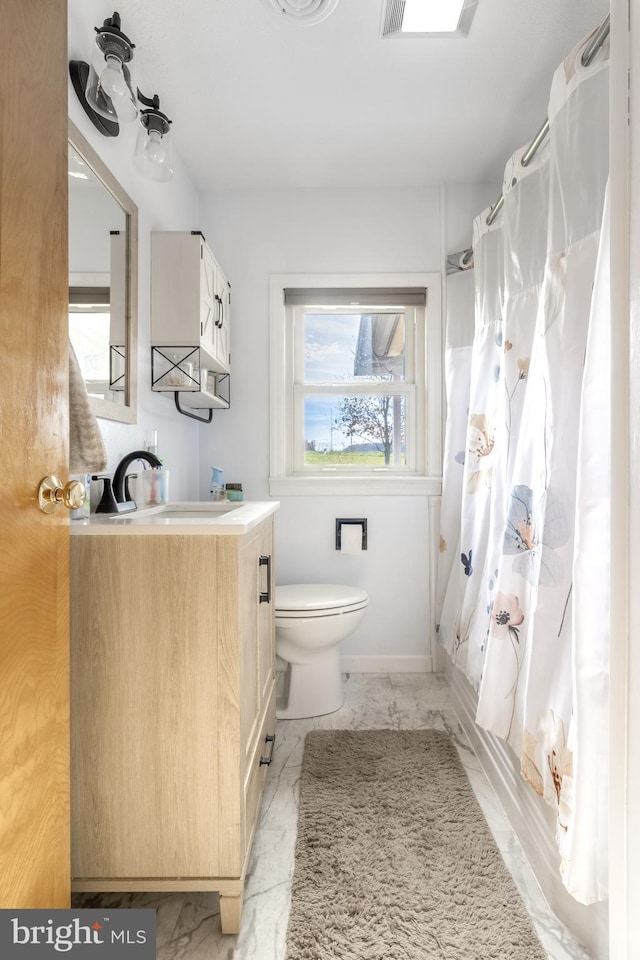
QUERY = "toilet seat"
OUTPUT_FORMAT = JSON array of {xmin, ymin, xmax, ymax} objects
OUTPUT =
[{"xmin": 275, "ymin": 584, "xmax": 368, "ymax": 618}]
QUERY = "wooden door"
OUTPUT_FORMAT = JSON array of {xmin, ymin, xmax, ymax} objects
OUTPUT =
[{"xmin": 0, "ymin": 0, "xmax": 70, "ymax": 906}]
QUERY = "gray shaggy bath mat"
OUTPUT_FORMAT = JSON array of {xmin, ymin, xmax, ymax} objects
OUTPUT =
[{"xmin": 285, "ymin": 729, "xmax": 547, "ymax": 959}]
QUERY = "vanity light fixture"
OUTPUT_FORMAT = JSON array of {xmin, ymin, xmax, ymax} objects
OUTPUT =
[
  {"xmin": 133, "ymin": 91, "xmax": 174, "ymax": 182},
  {"xmin": 85, "ymin": 11, "xmax": 138, "ymax": 124},
  {"xmin": 69, "ymin": 14, "xmax": 174, "ymax": 184},
  {"xmin": 69, "ymin": 11, "xmax": 137, "ymax": 137}
]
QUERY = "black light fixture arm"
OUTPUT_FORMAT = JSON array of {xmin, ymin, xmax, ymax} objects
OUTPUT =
[
  {"xmin": 137, "ymin": 89, "xmax": 160, "ymax": 110},
  {"xmin": 137, "ymin": 89, "xmax": 172, "ymax": 135}
]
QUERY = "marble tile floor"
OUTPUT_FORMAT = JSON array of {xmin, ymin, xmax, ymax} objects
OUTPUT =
[{"xmin": 73, "ymin": 673, "xmax": 594, "ymax": 960}]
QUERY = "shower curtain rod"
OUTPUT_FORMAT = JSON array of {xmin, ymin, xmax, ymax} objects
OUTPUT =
[{"xmin": 459, "ymin": 12, "xmax": 610, "ymax": 266}]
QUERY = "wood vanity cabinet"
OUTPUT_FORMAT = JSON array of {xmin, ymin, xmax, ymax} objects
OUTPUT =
[{"xmin": 70, "ymin": 517, "xmax": 276, "ymax": 934}]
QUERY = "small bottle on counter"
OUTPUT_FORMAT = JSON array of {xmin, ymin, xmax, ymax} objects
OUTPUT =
[
  {"xmin": 210, "ymin": 466, "xmax": 225, "ymax": 501},
  {"xmin": 225, "ymin": 483, "xmax": 244, "ymax": 502}
]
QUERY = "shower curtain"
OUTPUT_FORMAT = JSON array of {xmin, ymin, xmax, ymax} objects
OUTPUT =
[
  {"xmin": 435, "ymin": 268, "xmax": 474, "ymax": 640},
  {"xmin": 437, "ymin": 31, "xmax": 610, "ymax": 904}
]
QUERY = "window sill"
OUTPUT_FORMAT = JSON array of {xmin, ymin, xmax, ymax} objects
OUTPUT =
[{"xmin": 268, "ymin": 475, "xmax": 443, "ymax": 496}]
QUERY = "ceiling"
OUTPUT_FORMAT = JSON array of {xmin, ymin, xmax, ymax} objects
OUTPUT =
[{"xmin": 77, "ymin": 0, "xmax": 610, "ymax": 192}]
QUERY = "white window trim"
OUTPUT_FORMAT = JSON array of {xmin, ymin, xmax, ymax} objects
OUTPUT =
[{"xmin": 269, "ymin": 272, "xmax": 443, "ymax": 496}]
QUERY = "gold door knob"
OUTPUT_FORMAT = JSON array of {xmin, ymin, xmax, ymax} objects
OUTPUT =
[{"xmin": 38, "ymin": 476, "xmax": 86, "ymax": 515}]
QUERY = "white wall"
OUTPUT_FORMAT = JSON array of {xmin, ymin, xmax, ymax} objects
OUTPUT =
[
  {"xmin": 68, "ymin": 0, "xmax": 203, "ymax": 501},
  {"xmin": 198, "ymin": 183, "xmax": 497, "ymax": 667}
]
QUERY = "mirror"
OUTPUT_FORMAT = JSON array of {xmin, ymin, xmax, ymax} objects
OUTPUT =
[{"xmin": 68, "ymin": 119, "xmax": 138, "ymax": 423}]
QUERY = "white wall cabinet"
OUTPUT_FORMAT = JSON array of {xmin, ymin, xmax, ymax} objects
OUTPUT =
[
  {"xmin": 70, "ymin": 517, "xmax": 276, "ymax": 934},
  {"xmin": 151, "ymin": 231, "xmax": 231, "ymax": 409}
]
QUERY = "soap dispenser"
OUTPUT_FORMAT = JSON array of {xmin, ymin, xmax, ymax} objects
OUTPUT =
[{"xmin": 210, "ymin": 466, "xmax": 225, "ymax": 502}]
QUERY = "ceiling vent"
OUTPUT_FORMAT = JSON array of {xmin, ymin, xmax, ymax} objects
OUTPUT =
[
  {"xmin": 381, "ymin": 0, "xmax": 479, "ymax": 39},
  {"xmin": 262, "ymin": 0, "xmax": 340, "ymax": 25}
]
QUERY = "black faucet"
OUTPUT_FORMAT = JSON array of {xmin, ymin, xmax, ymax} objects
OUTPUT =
[
  {"xmin": 92, "ymin": 450, "xmax": 163, "ymax": 514},
  {"xmin": 112, "ymin": 450, "xmax": 163, "ymax": 505}
]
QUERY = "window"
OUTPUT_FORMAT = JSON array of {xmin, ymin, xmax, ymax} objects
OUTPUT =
[
  {"xmin": 295, "ymin": 304, "xmax": 417, "ymax": 471},
  {"xmin": 69, "ymin": 284, "xmax": 124, "ymax": 404},
  {"xmin": 270, "ymin": 274, "xmax": 442, "ymax": 495}
]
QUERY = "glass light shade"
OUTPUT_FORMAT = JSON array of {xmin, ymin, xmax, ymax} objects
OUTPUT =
[
  {"xmin": 133, "ymin": 126, "xmax": 174, "ymax": 182},
  {"xmin": 85, "ymin": 29, "xmax": 138, "ymax": 123}
]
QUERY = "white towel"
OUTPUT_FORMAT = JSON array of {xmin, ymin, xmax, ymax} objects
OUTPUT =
[{"xmin": 69, "ymin": 340, "xmax": 107, "ymax": 473}]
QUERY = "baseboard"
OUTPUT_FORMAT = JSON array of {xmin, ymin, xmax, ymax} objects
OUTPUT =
[
  {"xmin": 449, "ymin": 662, "xmax": 608, "ymax": 959},
  {"xmin": 341, "ymin": 655, "xmax": 432, "ymax": 674}
]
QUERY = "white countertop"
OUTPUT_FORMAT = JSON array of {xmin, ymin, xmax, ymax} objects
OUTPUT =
[{"xmin": 69, "ymin": 501, "xmax": 279, "ymax": 536}]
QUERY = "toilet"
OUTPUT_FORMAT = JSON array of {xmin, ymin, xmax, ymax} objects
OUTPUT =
[{"xmin": 275, "ymin": 583, "xmax": 368, "ymax": 720}]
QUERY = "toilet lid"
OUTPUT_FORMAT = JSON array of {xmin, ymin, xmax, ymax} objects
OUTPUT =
[{"xmin": 275, "ymin": 583, "xmax": 368, "ymax": 612}]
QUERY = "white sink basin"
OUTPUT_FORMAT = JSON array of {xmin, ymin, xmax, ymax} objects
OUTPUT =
[
  {"xmin": 115, "ymin": 502, "xmax": 243, "ymax": 521},
  {"xmin": 71, "ymin": 501, "xmax": 280, "ymax": 536},
  {"xmin": 148, "ymin": 507, "xmax": 242, "ymax": 519}
]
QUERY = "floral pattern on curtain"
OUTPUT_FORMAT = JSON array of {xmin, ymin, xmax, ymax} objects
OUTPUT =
[
  {"xmin": 437, "ymin": 32, "xmax": 610, "ymax": 905},
  {"xmin": 437, "ymin": 216, "xmax": 503, "ymax": 683}
]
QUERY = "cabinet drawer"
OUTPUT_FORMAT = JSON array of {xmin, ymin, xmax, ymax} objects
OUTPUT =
[{"xmin": 244, "ymin": 690, "xmax": 276, "ymax": 845}]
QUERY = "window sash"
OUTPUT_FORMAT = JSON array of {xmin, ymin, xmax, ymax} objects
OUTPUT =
[
  {"xmin": 293, "ymin": 306, "xmax": 417, "ymax": 387},
  {"xmin": 293, "ymin": 385, "xmax": 417, "ymax": 473}
]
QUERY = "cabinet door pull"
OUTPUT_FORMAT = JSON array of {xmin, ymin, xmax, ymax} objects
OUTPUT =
[
  {"xmin": 259, "ymin": 554, "xmax": 271, "ymax": 604},
  {"xmin": 260, "ymin": 733, "xmax": 276, "ymax": 766},
  {"xmin": 215, "ymin": 294, "xmax": 224, "ymax": 329}
]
